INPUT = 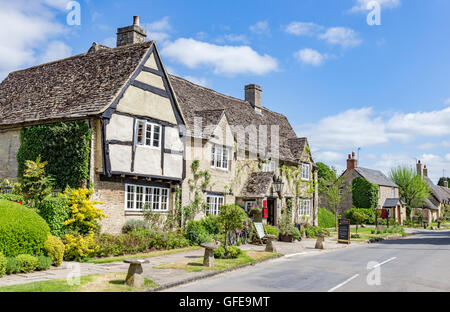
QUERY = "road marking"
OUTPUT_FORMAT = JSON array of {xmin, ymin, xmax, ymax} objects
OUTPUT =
[
  {"xmin": 328, "ymin": 274, "xmax": 360, "ymax": 292},
  {"xmin": 371, "ymin": 257, "xmax": 397, "ymax": 269},
  {"xmin": 285, "ymin": 252, "xmax": 307, "ymax": 258}
]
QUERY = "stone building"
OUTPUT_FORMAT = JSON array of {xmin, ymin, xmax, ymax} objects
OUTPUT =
[
  {"xmin": 0, "ymin": 17, "xmax": 318, "ymax": 234},
  {"xmin": 338, "ymin": 152, "xmax": 406, "ymax": 224}
]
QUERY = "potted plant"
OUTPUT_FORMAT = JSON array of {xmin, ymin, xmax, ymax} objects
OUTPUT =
[{"xmin": 278, "ymin": 208, "xmax": 301, "ymax": 242}]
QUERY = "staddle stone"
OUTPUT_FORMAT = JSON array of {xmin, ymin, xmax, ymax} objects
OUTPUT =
[
  {"xmin": 265, "ymin": 234, "xmax": 277, "ymax": 253},
  {"xmin": 200, "ymin": 243, "xmax": 218, "ymax": 267},
  {"xmin": 315, "ymin": 234, "xmax": 325, "ymax": 250},
  {"xmin": 124, "ymin": 259, "xmax": 149, "ymax": 288}
]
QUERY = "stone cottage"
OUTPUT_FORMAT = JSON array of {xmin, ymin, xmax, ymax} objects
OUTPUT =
[
  {"xmin": 0, "ymin": 17, "xmax": 318, "ymax": 234},
  {"xmin": 339, "ymin": 152, "xmax": 406, "ymax": 224}
]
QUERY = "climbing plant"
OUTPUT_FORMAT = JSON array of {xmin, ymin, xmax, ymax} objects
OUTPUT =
[
  {"xmin": 352, "ymin": 177, "xmax": 379, "ymax": 210},
  {"xmin": 17, "ymin": 121, "xmax": 92, "ymax": 190}
]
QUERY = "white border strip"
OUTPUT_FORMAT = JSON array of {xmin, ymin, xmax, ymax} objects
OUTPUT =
[{"xmin": 328, "ymin": 274, "xmax": 360, "ymax": 292}]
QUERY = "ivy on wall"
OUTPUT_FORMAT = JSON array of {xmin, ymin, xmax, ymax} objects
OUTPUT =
[
  {"xmin": 352, "ymin": 177, "xmax": 379, "ymax": 209},
  {"xmin": 17, "ymin": 121, "xmax": 92, "ymax": 190}
]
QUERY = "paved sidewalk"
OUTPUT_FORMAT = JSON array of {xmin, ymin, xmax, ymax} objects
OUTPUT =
[{"xmin": 0, "ymin": 237, "xmax": 366, "ymax": 289}]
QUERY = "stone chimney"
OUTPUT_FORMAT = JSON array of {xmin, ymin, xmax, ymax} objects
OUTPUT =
[
  {"xmin": 423, "ymin": 165, "xmax": 428, "ymax": 177},
  {"xmin": 417, "ymin": 160, "xmax": 423, "ymax": 177},
  {"xmin": 245, "ymin": 84, "xmax": 262, "ymax": 113},
  {"xmin": 117, "ymin": 16, "xmax": 147, "ymax": 47},
  {"xmin": 444, "ymin": 180, "xmax": 449, "ymax": 188},
  {"xmin": 347, "ymin": 152, "xmax": 357, "ymax": 170}
]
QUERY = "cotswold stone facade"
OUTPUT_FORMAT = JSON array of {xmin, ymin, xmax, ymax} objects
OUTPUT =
[{"xmin": 0, "ymin": 17, "xmax": 318, "ymax": 234}]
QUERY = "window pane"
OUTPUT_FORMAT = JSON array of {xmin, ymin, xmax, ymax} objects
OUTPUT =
[
  {"xmin": 145, "ymin": 187, "xmax": 153, "ymax": 210},
  {"xmin": 136, "ymin": 186, "xmax": 144, "ymax": 210},
  {"xmin": 137, "ymin": 123, "xmax": 145, "ymax": 145},
  {"xmin": 126, "ymin": 185, "xmax": 135, "ymax": 209},
  {"xmin": 161, "ymin": 189, "xmax": 168, "ymax": 211},
  {"xmin": 146, "ymin": 124, "xmax": 152, "ymax": 146},
  {"xmin": 153, "ymin": 125, "xmax": 161, "ymax": 147},
  {"xmin": 222, "ymin": 148, "xmax": 228, "ymax": 169},
  {"xmin": 211, "ymin": 146, "xmax": 215, "ymax": 167},
  {"xmin": 153, "ymin": 188, "xmax": 161, "ymax": 210}
]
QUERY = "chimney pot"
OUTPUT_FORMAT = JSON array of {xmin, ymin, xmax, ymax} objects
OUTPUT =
[
  {"xmin": 347, "ymin": 152, "xmax": 357, "ymax": 170},
  {"xmin": 444, "ymin": 180, "xmax": 449, "ymax": 188},
  {"xmin": 133, "ymin": 16, "xmax": 140, "ymax": 26},
  {"xmin": 416, "ymin": 160, "xmax": 423, "ymax": 177},
  {"xmin": 423, "ymin": 165, "xmax": 428, "ymax": 177}
]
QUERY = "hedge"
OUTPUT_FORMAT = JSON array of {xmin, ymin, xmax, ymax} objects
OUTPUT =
[
  {"xmin": 38, "ymin": 197, "xmax": 70, "ymax": 238},
  {"xmin": 0, "ymin": 199, "xmax": 50, "ymax": 257},
  {"xmin": 345, "ymin": 208, "xmax": 374, "ymax": 225},
  {"xmin": 17, "ymin": 121, "xmax": 92, "ymax": 189},
  {"xmin": 318, "ymin": 208, "xmax": 336, "ymax": 228},
  {"xmin": 352, "ymin": 178, "xmax": 378, "ymax": 210}
]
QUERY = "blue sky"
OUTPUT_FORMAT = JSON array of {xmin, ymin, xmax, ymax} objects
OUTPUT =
[{"xmin": 1, "ymin": 0, "xmax": 449, "ymax": 183}]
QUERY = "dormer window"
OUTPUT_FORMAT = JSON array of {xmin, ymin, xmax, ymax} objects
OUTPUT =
[
  {"xmin": 136, "ymin": 120, "xmax": 161, "ymax": 149},
  {"xmin": 211, "ymin": 144, "xmax": 229, "ymax": 170},
  {"xmin": 301, "ymin": 163, "xmax": 311, "ymax": 180}
]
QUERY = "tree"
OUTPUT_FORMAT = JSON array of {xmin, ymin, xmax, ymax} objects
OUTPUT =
[
  {"xmin": 317, "ymin": 162, "xmax": 337, "ymax": 195},
  {"xmin": 389, "ymin": 166, "xmax": 430, "ymax": 218},
  {"xmin": 218, "ymin": 205, "xmax": 247, "ymax": 246},
  {"xmin": 323, "ymin": 176, "xmax": 348, "ymax": 231},
  {"xmin": 20, "ymin": 156, "xmax": 54, "ymax": 207},
  {"xmin": 352, "ymin": 210, "xmax": 366, "ymax": 234},
  {"xmin": 438, "ymin": 177, "xmax": 450, "ymax": 187}
]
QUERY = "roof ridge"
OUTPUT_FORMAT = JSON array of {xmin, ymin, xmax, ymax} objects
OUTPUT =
[{"xmin": 8, "ymin": 41, "xmax": 154, "ymax": 75}]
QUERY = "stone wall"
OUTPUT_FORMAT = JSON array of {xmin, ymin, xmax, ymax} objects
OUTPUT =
[{"xmin": 0, "ymin": 129, "xmax": 21, "ymax": 181}]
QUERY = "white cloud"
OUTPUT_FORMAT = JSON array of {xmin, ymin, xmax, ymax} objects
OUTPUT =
[
  {"xmin": 40, "ymin": 40, "xmax": 72, "ymax": 63},
  {"xmin": 217, "ymin": 34, "xmax": 249, "ymax": 45},
  {"xmin": 102, "ymin": 36, "xmax": 116, "ymax": 48},
  {"xmin": 249, "ymin": 21, "xmax": 269, "ymax": 35},
  {"xmin": 183, "ymin": 76, "xmax": 209, "ymax": 87},
  {"xmin": 319, "ymin": 27, "xmax": 362, "ymax": 48},
  {"xmin": 161, "ymin": 38, "xmax": 278, "ymax": 76},
  {"xmin": 350, "ymin": 0, "xmax": 401, "ymax": 12},
  {"xmin": 294, "ymin": 49, "xmax": 327, "ymax": 66},
  {"xmin": 0, "ymin": 1, "xmax": 68, "ymax": 78},
  {"xmin": 143, "ymin": 16, "xmax": 172, "ymax": 44},
  {"xmin": 285, "ymin": 22, "xmax": 323, "ymax": 36},
  {"xmin": 444, "ymin": 98, "xmax": 450, "ymax": 105}
]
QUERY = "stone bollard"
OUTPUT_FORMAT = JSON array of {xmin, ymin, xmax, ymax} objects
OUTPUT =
[
  {"xmin": 200, "ymin": 243, "xmax": 218, "ymax": 267},
  {"xmin": 124, "ymin": 259, "xmax": 149, "ymax": 288},
  {"xmin": 265, "ymin": 235, "xmax": 277, "ymax": 253},
  {"xmin": 315, "ymin": 234, "xmax": 325, "ymax": 250}
]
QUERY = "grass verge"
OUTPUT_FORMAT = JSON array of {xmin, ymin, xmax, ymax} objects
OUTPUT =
[
  {"xmin": 85, "ymin": 246, "xmax": 202, "ymax": 264},
  {"xmin": 154, "ymin": 251, "xmax": 279, "ymax": 273},
  {"xmin": 329, "ymin": 227, "xmax": 406, "ymax": 242},
  {"xmin": 0, "ymin": 273, "xmax": 159, "ymax": 292}
]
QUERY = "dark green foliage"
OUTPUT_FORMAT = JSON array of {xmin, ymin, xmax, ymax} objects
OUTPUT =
[
  {"xmin": 37, "ymin": 197, "xmax": 70, "ymax": 238},
  {"xmin": 352, "ymin": 178, "xmax": 379, "ymax": 210},
  {"xmin": 0, "ymin": 200, "xmax": 50, "ymax": 257},
  {"xmin": 184, "ymin": 221, "xmax": 212, "ymax": 245},
  {"xmin": 318, "ymin": 207, "xmax": 336, "ymax": 228},
  {"xmin": 36, "ymin": 256, "xmax": 52, "ymax": 271},
  {"xmin": 200, "ymin": 215, "xmax": 221, "ymax": 236},
  {"xmin": 0, "ymin": 194, "xmax": 24, "ymax": 202},
  {"xmin": 304, "ymin": 226, "xmax": 330, "ymax": 238},
  {"xmin": 345, "ymin": 208, "xmax": 374, "ymax": 225},
  {"xmin": 264, "ymin": 225, "xmax": 279, "ymax": 237},
  {"xmin": 17, "ymin": 121, "xmax": 92, "ymax": 190},
  {"xmin": 0, "ymin": 252, "xmax": 6, "ymax": 277},
  {"xmin": 5, "ymin": 257, "xmax": 21, "ymax": 275},
  {"xmin": 317, "ymin": 162, "xmax": 337, "ymax": 194},
  {"xmin": 438, "ymin": 177, "xmax": 450, "ymax": 187}
]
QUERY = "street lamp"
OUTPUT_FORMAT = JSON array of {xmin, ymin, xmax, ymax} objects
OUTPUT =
[{"xmin": 273, "ymin": 176, "xmax": 284, "ymax": 197}]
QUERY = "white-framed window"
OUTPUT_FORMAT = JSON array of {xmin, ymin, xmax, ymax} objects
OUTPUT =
[
  {"xmin": 125, "ymin": 184, "xmax": 170, "ymax": 212},
  {"xmin": 136, "ymin": 120, "xmax": 161, "ymax": 149},
  {"xmin": 211, "ymin": 144, "xmax": 229, "ymax": 170},
  {"xmin": 245, "ymin": 201, "xmax": 257, "ymax": 212},
  {"xmin": 261, "ymin": 160, "xmax": 276, "ymax": 172},
  {"xmin": 298, "ymin": 199, "xmax": 312, "ymax": 216},
  {"xmin": 301, "ymin": 163, "xmax": 311, "ymax": 180},
  {"xmin": 206, "ymin": 195, "xmax": 224, "ymax": 216}
]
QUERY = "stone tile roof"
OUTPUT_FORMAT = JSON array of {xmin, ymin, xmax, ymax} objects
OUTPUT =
[
  {"xmin": 354, "ymin": 167, "xmax": 398, "ymax": 188},
  {"xmin": 0, "ymin": 41, "xmax": 153, "ymax": 127},
  {"xmin": 168, "ymin": 75, "xmax": 302, "ymax": 162},
  {"xmin": 424, "ymin": 176, "xmax": 447, "ymax": 203},
  {"xmin": 190, "ymin": 109, "xmax": 226, "ymax": 139},
  {"xmin": 423, "ymin": 198, "xmax": 439, "ymax": 210},
  {"xmin": 240, "ymin": 172, "xmax": 275, "ymax": 197},
  {"xmin": 383, "ymin": 198, "xmax": 404, "ymax": 208}
]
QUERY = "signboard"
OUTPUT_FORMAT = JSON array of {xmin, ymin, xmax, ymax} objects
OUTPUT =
[
  {"xmin": 338, "ymin": 218, "xmax": 351, "ymax": 244},
  {"xmin": 263, "ymin": 208, "xmax": 269, "ymax": 218},
  {"xmin": 254, "ymin": 222, "xmax": 265, "ymax": 239}
]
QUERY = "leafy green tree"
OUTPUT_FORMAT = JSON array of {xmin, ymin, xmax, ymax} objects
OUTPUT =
[
  {"xmin": 218, "ymin": 205, "xmax": 248, "ymax": 246},
  {"xmin": 317, "ymin": 162, "xmax": 337, "ymax": 194},
  {"xmin": 438, "ymin": 177, "xmax": 450, "ymax": 187},
  {"xmin": 323, "ymin": 176, "xmax": 349, "ymax": 231},
  {"xmin": 389, "ymin": 166, "xmax": 431, "ymax": 218},
  {"xmin": 19, "ymin": 156, "xmax": 54, "ymax": 207},
  {"xmin": 352, "ymin": 210, "xmax": 366, "ymax": 234}
]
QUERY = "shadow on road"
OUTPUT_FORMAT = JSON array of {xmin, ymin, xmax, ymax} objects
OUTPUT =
[{"xmin": 377, "ymin": 230, "xmax": 450, "ymax": 247}]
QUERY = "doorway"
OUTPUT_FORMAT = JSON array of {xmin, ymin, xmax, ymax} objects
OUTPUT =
[{"xmin": 267, "ymin": 199, "xmax": 275, "ymax": 226}]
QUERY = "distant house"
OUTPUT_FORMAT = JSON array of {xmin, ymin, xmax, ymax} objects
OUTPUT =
[
  {"xmin": 338, "ymin": 152, "xmax": 406, "ymax": 224},
  {"xmin": 437, "ymin": 180, "xmax": 450, "ymax": 205},
  {"xmin": 414, "ymin": 161, "xmax": 446, "ymax": 222}
]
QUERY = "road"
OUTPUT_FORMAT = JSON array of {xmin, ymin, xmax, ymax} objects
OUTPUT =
[{"xmin": 168, "ymin": 230, "xmax": 450, "ymax": 292}]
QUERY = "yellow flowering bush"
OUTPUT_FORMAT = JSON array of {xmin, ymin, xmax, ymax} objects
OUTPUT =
[
  {"xmin": 44, "ymin": 234, "xmax": 65, "ymax": 266},
  {"xmin": 63, "ymin": 233, "xmax": 97, "ymax": 261},
  {"xmin": 63, "ymin": 188, "xmax": 105, "ymax": 234}
]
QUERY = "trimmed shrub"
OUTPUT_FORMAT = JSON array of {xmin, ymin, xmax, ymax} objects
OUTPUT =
[
  {"xmin": 213, "ymin": 246, "xmax": 226, "ymax": 259},
  {"xmin": 318, "ymin": 208, "xmax": 336, "ymax": 228},
  {"xmin": 214, "ymin": 246, "xmax": 242, "ymax": 259},
  {"xmin": 63, "ymin": 233, "xmax": 97, "ymax": 261},
  {"xmin": 5, "ymin": 257, "xmax": 21, "ymax": 275},
  {"xmin": 0, "ymin": 194, "xmax": 24, "ymax": 203},
  {"xmin": 0, "ymin": 252, "xmax": 6, "ymax": 277},
  {"xmin": 38, "ymin": 197, "xmax": 70, "ymax": 238},
  {"xmin": 345, "ymin": 208, "xmax": 374, "ymax": 225},
  {"xmin": 44, "ymin": 234, "xmax": 65, "ymax": 267},
  {"xmin": 36, "ymin": 256, "xmax": 52, "ymax": 271},
  {"xmin": 166, "ymin": 231, "xmax": 190, "ymax": 249},
  {"xmin": 264, "ymin": 225, "xmax": 280, "ymax": 237},
  {"xmin": 0, "ymin": 199, "xmax": 50, "ymax": 257},
  {"xmin": 184, "ymin": 220, "xmax": 212, "ymax": 245},
  {"xmin": 16, "ymin": 254, "xmax": 38, "ymax": 273},
  {"xmin": 121, "ymin": 219, "xmax": 151, "ymax": 234},
  {"xmin": 304, "ymin": 226, "xmax": 330, "ymax": 239}
]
